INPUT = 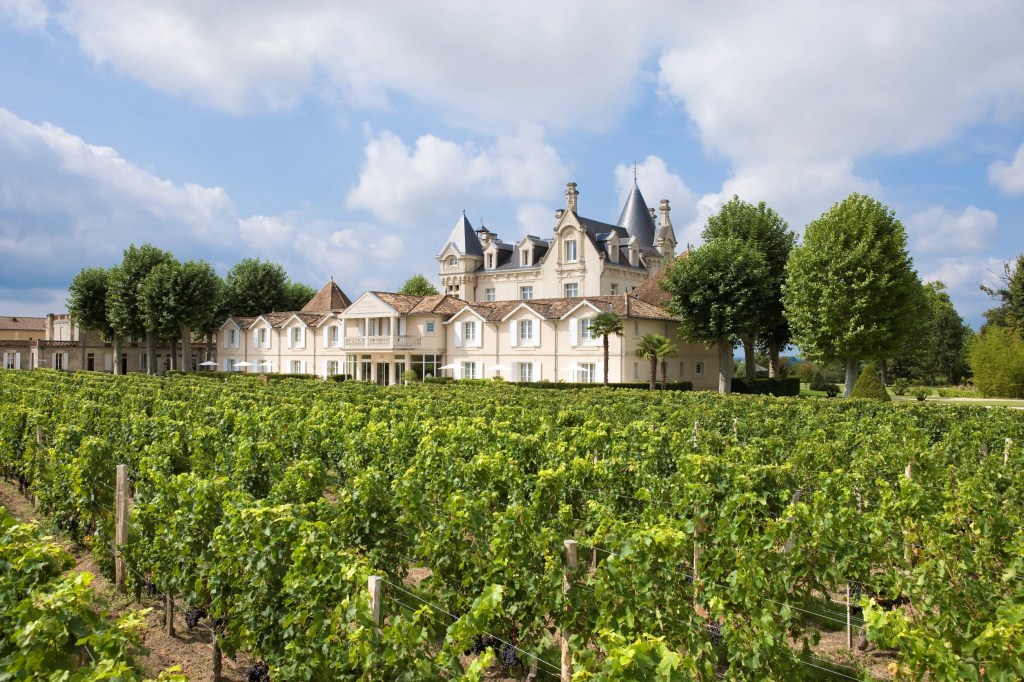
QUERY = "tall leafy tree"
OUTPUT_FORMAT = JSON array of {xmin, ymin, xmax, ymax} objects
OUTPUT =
[
  {"xmin": 980, "ymin": 254, "xmax": 1024, "ymax": 336},
  {"xmin": 67, "ymin": 267, "xmax": 118, "ymax": 373},
  {"xmin": 634, "ymin": 334, "xmax": 664, "ymax": 391},
  {"xmin": 398, "ymin": 274, "xmax": 440, "ymax": 297},
  {"xmin": 222, "ymin": 258, "xmax": 289, "ymax": 316},
  {"xmin": 106, "ymin": 244, "xmax": 173, "ymax": 375},
  {"xmin": 283, "ymin": 281, "xmax": 318, "ymax": 311},
  {"xmin": 590, "ymin": 311, "xmax": 624, "ymax": 385},
  {"xmin": 891, "ymin": 281, "xmax": 971, "ymax": 384},
  {"xmin": 702, "ymin": 196, "xmax": 795, "ymax": 378},
  {"xmin": 140, "ymin": 259, "xmax": 222, "ymax": 373},
  {"xmin": 663, "ymin": 238, "xmax": 769, "ymax": 394},
  {"xmin": 784, "ymin": 193, "xmax": 919, "ymax": 397}
]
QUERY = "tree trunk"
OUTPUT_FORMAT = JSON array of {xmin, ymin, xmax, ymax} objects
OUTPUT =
[
  {"xmin": 603, "ymin": 336, "xmax": 610, "ymax": 385},
  {"xmin": 768, "ymin": 343, "xmax": 781, "ymax": 379},
  {"xmin": 661, "ymin": 359, "xmax": 667, "ymax": 390},
  {"xmin": 742, "ymin": 334, "xmax": 756, "ymax": 379},
  {"xmin": 649, "ymin": 358, "xmax": 657, "ymax": 390},
  {"xmin": 845, "ymin": 356, "xmax": 858, "ymax": 398},
  {"xmin": 719, "ymin": 341, "xmax": 733, "ymax": 394},
  {"xmin": 181, "ymin": 325, "xmax": 192, "ymax": 374},
  {"xmin": 879, "ymin": 358, "xmax": 888, "ymax": 386},
  {"xmin": 211, "ymin": 632, "xmax": 222, "ymax": 682},
  {"xmin": 112, "ymin": 334, "xmax": 123, "ymax": 376},
  {"xmin": 146, "ymin": 332, "xmax": 156, "ymax": 375}
]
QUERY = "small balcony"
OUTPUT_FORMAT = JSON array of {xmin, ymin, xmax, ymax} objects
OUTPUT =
[{"xmin": 343, "ymin": 335, "xmax": 422, "ymax": 350}]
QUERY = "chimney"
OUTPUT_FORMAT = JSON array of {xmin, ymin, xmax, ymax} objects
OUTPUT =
[
  {"xmin": 45, "ymin": 313, "xmax": 54, "ymax": 341},
  {"xmin": 565, "ymin": 182, "xmax": 578, "ymax": 212},
  {"xmin": 555, "ymin": 208, "xmax": 565, "ymax": 222},
  {"xmin": 659, "ymin": 199, "xmax": 672, "ymax": 228},
  {"xmin": 648, "ymin": 208, "xmax": 656, "ymax": 220}
]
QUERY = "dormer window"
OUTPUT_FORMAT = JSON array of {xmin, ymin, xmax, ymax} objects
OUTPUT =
[
  {"xmin": 521, "ymin": 248, "xmax": 531, "ymax": 267},
  {"xmin": 565, "ymin": 239, "xmax": 578, "ymax": 262},
  {"xmin": 486, "ymin": 253, "xmax": 494, "ymax": 269},
  {"xmin": 449, "ymin": 256, "xmax": 458, "ymax": 267}
]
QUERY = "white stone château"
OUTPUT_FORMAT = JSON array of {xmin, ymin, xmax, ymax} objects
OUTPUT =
[
  {"xmin": 438, "ymin": 182, "xmax": 677, "ymax": 302},
  {"xmin": 13, "ymin": 180, "xmax": 719, "ymax": 388}
]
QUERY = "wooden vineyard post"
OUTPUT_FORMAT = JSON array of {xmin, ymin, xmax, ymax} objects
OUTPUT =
[
  {"xmin": 1006, "ymin": 438, "xmax": 1013, "ymax": 467},
  {"xmin": 561, "ymin": 540, "xmax": 577, "ymax": 682},
  {"xmin": 846, "ymin": 584, "xmax": 853, "ymax": 649},
  {"xmin": 35, "ymin": 424, "xmax": 42, "ymax": 445},
  {"xmin": 693, "ymin": 420, "xmax": 700, "ymax": 447},
  {"xmin": 114, "ymin": 464, "xmax": 129, "ymax": 593},
  {"xmin": 694, "ymin": 517, "xmax": 707, "ymax": 618},
  {"xmin": 783, "ymin": 489, "xmax": 802, "ymax": 554},
  {"xmin": 368, "ymin": 575, "xmax": 383, "ymax": 630},
  {"xmin": 212, "ymin": 631, "xmax": 222, "ymax": 682},
  {"xmin": 166, "ymin": 593, "xmax": 175, "ymax": 637},
  {"xmin": 904, "ymin": 461, "xmax": 914, "ymax": 566}
]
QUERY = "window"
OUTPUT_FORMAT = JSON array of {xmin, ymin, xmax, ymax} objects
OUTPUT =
[
  {"xmin": 581, "ymin": 318, "xmax": 594, "ymax": 342},
  {"xmin": 86, "ymin": 352, "xmax": 95, "ymax": 372},
  {"xmin": 140, "ymin": 353, "xmax": 147, "ymax": 371},
  {"xmin": 695, "ymin": 361, "xmax": 705, "ymax": 377},
  {"xmin": 327, "ymin": 360, "xmax": 339, "ymax": 376},
  {"xmin": 485, "ymin": 288, "xmax": 496, "ymax": 302},
  {"xmin": 464, "ymin": 320, "xmax": 477, "ymax": 343},
  {"xmin": 610, "ymin": 283, "xmax": 619, "ymax": 296},
  {"xmin": 449, "ymin": 256, "xmax": 458, "ymax": 267},
  {"xmin": 520, "ymin": 286, "xmax": 533, "ymax": 300},
  {"xmin": 461, "ymin": 361, "xmax": 477, "ymax": 379},
  {"xmin": 291, "ymin": 327, "xmax": 303, "ymax": 346},
  {"xmin": 679, "ymin": 361, "xmax": 686, "ymax": 378},
  {"xmin": 633, "ymin": 362, "xmax": 639, "ymax": 380},
  {"xmin": 425, "ymin": 321, "xmax": 436, "ymax": 335},
  {"xmin": 53, "ymin": 353, "xmax": 64, "ymax": 371},
  {"xmin": 521, "ymin": 249, "xmax": 531, "ymax": 267},
  {"xmin": 519, "ymin": 362, "xmax": 533, "ymax": 382},
  {"xmin": 580, "ymin": 362, "xmax": 596, "ymax": 383},
  {"xmin": 290, "ymin": 360, "xmax": 303, "ymax": 374},
  {"xmin": 564, "ymin": 282, "xmax": 579, "ymax": 298},
  {"xmin": 229, "ymin": 329, "xmax": 238, "ymax": 348},
  {"xmin": 519, "ymin": 319, "xmax": 534, "ymax": 343},
  {"xmin": 565, "ymin": 239, "xmax": 577, "ymax": 261},
  {"xmin": 4, "ymin": 353, "xmax": 16, "ymax": 369},
  {"xmin": 486, "ymin": 253, "xmax": 494, "ymax": 269},
  {"xmin": 329, "ymin": 325, "xmax": 340, "ymax": 347},
  {"xmin": 258, "ymin": 327, "xmax": 268, "ymax": 348},
  {"xmin": 633, "ymin": 321, "xmax": 640, "ymax": 336}
]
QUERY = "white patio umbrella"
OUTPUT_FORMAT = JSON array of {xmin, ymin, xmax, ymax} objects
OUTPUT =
[
  {"xmin": 437, "ymin": 363, "xmax": 459, "ymax": 378},
  {"xmin": 561, "ymin": 363, "xmax": 584, "ymax": 381},
  {"xmin": 198, "ymin": 360, "xmax": 218, "ymax": 367},
  {"xmin": 235, "ymin": 361, "xmax": 253, "ymax": 372},
  {"xmin": 488, "ymin": 363, "xmax": 512, "ymax": 375}
]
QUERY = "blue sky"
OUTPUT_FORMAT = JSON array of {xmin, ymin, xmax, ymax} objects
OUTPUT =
[{"xmin": 1, "ymin": 1, "xmax": 1022, "ymax": 330}]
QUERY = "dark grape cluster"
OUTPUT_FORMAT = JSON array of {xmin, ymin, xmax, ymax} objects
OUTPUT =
[
  {"xmin": 706, "ymin": 620, "xmax": 724, "ymax": 647},
  {"xmin": 463, "ymin": 635, "xmax": 521, "ymax": 671},
  {"xmin": 184, "ymin": 607, "xmax": 207, "ymax": 631},
  {"xmin": 145, "ymin": 581, "xmax": 158, "ymax": 597},
  {"xmin": 246, "ymin": 662, "xmax": 270, "ymax": 682},
  {"xmin": 211, "ymin": 616, "xmax": 227, "ymax": 634}
]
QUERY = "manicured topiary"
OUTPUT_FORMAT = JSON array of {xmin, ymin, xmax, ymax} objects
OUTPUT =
[{"xmin": 850, "ymin": 362, "xmax": 891, "ymax": 401}]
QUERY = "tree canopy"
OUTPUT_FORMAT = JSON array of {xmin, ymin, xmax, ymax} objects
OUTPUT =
[
  {"xmin": 398, "ymin": 274, "xmax": 440, "ymax": 297},
  {"xmin": 663, "ymin": 237, "xmax": 768, "ymax": 393},
  {"xmin": 222, "ymin": 258, "xmax": 290, "ymax": 316},
  {"xmin": 67, "ymin": 267, "xmax": 114, "ymax": 339},
  {"xmin": 784, "ymin": 193, "xmax": 919, "ymax": 397},
  {"xmin": 106, "ymin": 244, "xmax": 174, "ymax": 341},
  {"xmin": 283, "ymin": 281, "xmax": 318, "ymax": 311},
  {"xmin": 980, "ymin": 254, "xmax": 1024, "ymax": 336},
  {"xmin": 702, "ymin": 196, "xmax": 794, "ymax": 378}
]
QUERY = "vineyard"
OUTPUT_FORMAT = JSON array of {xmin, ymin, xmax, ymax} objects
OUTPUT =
[{"xmin": 2, "ymin": 368, "xmax": 1024, "ymax": 681}]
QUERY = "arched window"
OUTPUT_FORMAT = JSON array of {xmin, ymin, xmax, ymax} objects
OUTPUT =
[{"xmin": 449, "ymin": 256, "xmax": 458, "ymax": 267}]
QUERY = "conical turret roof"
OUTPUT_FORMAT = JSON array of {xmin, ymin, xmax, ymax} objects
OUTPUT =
[
  {"xmin": 616, "ymin": 183, "xmax": 657, "ymax": 248},
  {"xmin": 442, "ymin": 212, "xmax": 483, "ymax": 257},
  {"xmin": 302, "ymin": 279, "xmax": 352, "ymax": 312}
]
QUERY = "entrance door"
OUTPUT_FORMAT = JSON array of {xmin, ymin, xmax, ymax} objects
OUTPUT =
[
  {"xmin": 121, "ymin": 354, "xmax": 128, "ymax": 375},
  {"xmin": 361, "ymin": 360, "xmax": 372, "ymax": 382},
  {"xmin": 376, "ymin": 362, "xmax": 390, "ymax": 386}
]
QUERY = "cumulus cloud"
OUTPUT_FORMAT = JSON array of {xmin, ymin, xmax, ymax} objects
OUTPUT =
[
  {"xmin": 0, "ymin": 0, "xmax": 48, "ymax": 30},
  {"xmin": 989, "ymin": 143, "xmax": 1024, "ymax": 195},
  {"xmin": 46, "ymin": 1, "xmax": 654, "ymax": 127},
  {"xmin": 346, "ymin": 126, "xmax": 567, "ymax": 225},
  {"xmin": 0, "ymin": 108, "xmax": 423, "ymax": 312},
  {"xmin": 907, "ymin": 205, "xmax": 998, "ymax": 256},
  {"xmin": 919, "ymin": 256, "xmax": 1008, "ymax": 328}
]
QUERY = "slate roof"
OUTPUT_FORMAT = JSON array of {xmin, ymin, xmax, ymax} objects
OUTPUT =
[
  {"xmin": 617, "ymin": 183, "xmax": 657, "ymax": 248},
  {"xmin": 444, "ymin": 213, "xmax": 484, "ymax": 257},
  {"xmin": 0, "ymin": 316, "xmax": 46, "ymax": 331},
  {"xmin": 301, "ymin": 279, "xmax": 352, "ymax": 312}
]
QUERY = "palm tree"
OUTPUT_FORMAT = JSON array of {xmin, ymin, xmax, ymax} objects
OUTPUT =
[
  {"xmin": 635, "ymin": 333, "xmax": 668, "ymax": 390},
  {"xmin": 590, "ymin": 311, "xmax": 624, "ymax": 385},
  {"xmin": 656, "ymin": 337, "xmax": 678, "ymax": 390}
]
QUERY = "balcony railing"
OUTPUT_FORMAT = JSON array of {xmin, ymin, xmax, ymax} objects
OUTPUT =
[{"xmin": 343, "ymin": 335, "xmax": 422, "ymax": 350}]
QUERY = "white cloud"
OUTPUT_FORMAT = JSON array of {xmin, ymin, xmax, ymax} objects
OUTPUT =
[
  {"xmin": 907, "ymin": 205, "xmax": 998, "ymax": 256},
  {"xmin": 0, "ymin": 0, "xmax": 48, "ymax": 30},
  {"xmin": 989, "ymin": 143, "xmax": 1024, "ymax": 195},
  {"xmin": 515, "ymin": 202, "xmax": 557, "ymax": 238},
  {"xmin": 0, "ymin": 108, "xmax": 425, "ymax": 312},
  {"xmin": 919, "ymin": 256, "xmax": 1007, "ymax": 328},
  {"xmin": 347, "ymin": 126, "xmax": 567, "ymax": 225},
  {"xmin": 49, "ymin": 1, "xmax": 656, "ymax": 126}
]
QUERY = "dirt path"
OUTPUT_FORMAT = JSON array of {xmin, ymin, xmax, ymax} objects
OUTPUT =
[{"xmin": 0, "ymin": 480, "xmax": 252, "ymax": 682}]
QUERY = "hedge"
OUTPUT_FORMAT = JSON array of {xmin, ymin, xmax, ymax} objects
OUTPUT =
[{"xmin": 731, "ymin": 377, "xmax": 800, "ymax": 397}]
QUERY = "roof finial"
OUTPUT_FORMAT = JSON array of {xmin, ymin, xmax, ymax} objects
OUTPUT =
[{"xmin": 633, "ymin": 160, "xmax": 637, "ymax": 185}]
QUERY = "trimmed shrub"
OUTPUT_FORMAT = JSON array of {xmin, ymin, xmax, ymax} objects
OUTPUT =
[
  {"xmin": 850, "ymin": 362, "xmax": 891, "ymax": 401},
  {"xmin": 891, "ymin": 378, "xmax": 910, "ymax": 396},
  {"xmin": 969, "ymin": 326, "xmax": 1024, "ymax": 398}
]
